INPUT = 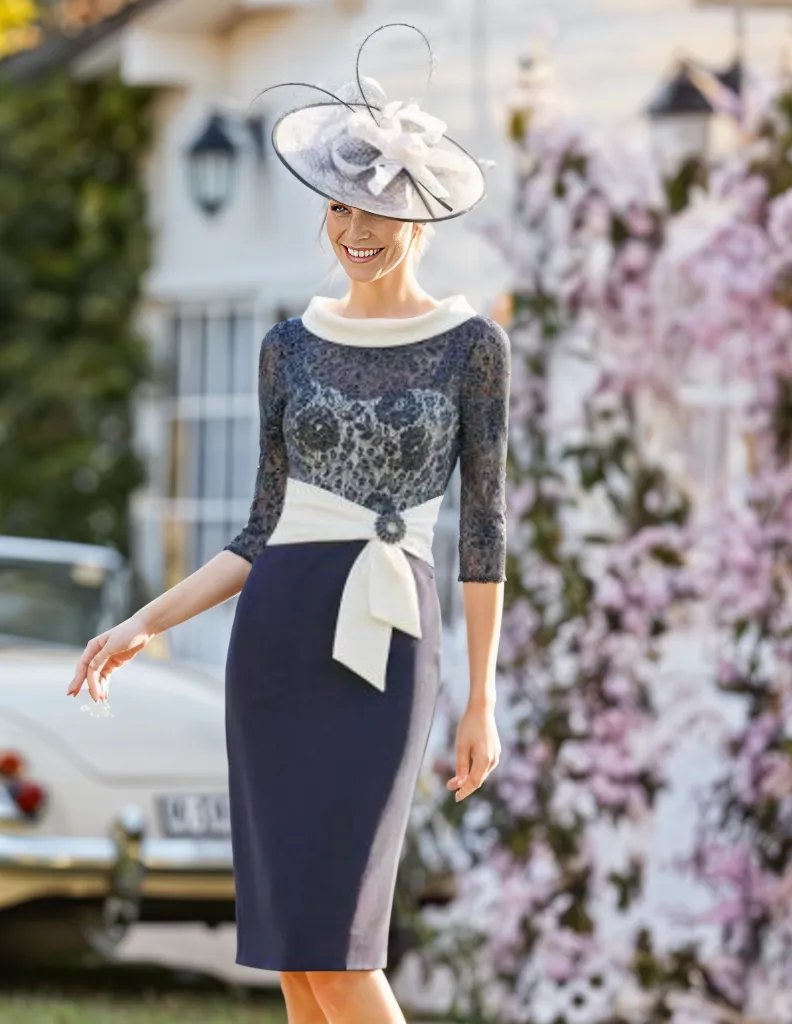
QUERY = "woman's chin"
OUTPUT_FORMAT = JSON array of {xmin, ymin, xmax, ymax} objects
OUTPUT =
[{"xmin": 340, "ymin": 261, "xmax": 383, "ymax": 280}]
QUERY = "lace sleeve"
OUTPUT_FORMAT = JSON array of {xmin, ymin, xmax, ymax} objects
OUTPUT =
[
  {"xmin": 223, "ymin": 325, "xmax": 288, "ymax": 564},
  {"xmin": 457, "ymin": 318, "xmax": 511, "ymax": 583}
]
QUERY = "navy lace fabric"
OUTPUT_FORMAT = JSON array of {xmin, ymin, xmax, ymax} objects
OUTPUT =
[{"xmin": 223, "ymin": 313, "xmax": 511, "ymax": 582}]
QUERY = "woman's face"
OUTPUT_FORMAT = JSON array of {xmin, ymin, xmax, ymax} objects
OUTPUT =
[{"xmin": 326, "ymin": 200, "xmax": 417, "ymax": 280}]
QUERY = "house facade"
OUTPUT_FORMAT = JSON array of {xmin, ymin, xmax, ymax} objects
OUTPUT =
[{"xmin": 5, "ymin": 0, "xmax": 515, "ymax": 667}]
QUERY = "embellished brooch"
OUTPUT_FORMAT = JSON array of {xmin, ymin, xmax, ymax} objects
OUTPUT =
[{"xmin": 374, "ymin": 508, "xmax": 406, "ymax": 544}]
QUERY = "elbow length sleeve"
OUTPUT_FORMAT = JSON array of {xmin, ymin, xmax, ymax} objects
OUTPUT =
[
  {"xmin": 457, "ymin": 319, "xmax": 511, "ymax": 583},
  {"xmin": 223, "ymin": 328, "xmax": 288, "ymax": 564}
]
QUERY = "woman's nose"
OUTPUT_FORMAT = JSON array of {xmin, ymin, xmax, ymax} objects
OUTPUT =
[{"xmin": 349, "ymin": 210, "xmax": 374, "ymax": 235}]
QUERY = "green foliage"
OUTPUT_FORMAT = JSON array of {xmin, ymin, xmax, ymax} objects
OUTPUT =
[{"xmin": 0, "ymin": 67, "xmax": 154, "ymax": 553}]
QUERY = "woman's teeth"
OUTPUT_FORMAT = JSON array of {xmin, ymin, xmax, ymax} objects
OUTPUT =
[{"xmin": 344, "ymin": 245, "xmax": 383, "ymax": 262}]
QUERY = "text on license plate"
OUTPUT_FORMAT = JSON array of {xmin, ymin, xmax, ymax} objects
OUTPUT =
[{"xmin": 158, "ymin": 793, "xmax": 230, "ymax": 838}]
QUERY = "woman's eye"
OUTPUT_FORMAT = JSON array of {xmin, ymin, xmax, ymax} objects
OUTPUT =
[{"xmin": 331, "ymin": 204, "xmax": 348, "ymax": 214}]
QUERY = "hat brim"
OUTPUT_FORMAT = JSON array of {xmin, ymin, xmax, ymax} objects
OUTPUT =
[{"xmin": 270, "ymin": 101, "xmax": 487, "ymax": 223}]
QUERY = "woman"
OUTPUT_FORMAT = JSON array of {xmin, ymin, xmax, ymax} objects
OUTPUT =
[{"xmin": 67, "ymin": 23, "xmax": 510, "ymax": 1024}]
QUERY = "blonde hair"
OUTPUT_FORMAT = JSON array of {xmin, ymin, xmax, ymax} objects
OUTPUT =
[{"xmin": 410, "ymin": 221, "xmax": 435, "ymax": 263}]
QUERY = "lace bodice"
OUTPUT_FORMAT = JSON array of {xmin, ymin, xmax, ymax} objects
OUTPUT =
[{"xmin": 223, "ymin": 295, "xmax": 511, "ymax": 582}]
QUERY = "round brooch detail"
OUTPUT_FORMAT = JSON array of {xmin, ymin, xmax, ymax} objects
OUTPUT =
[{"xmin": 374, "ymin": 508, "xmax": 406, "ymax": 544}]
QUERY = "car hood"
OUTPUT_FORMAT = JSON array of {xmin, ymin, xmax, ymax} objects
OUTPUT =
[{"xmin": 0, "ymin": 646, "xmax": 228, "ymax": 784}]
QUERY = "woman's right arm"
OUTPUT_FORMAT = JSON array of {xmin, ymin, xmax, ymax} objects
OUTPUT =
[
  {"xmin": 138, "ymin": 549, "xmax": 256, "ymax": 634},
  {"xmin": 67, "ymin": 325, "xmax": 289, "ymax": 703},
  {"xmin": 66, "ymin": 552, "xmax": 251, "ymax": 704}
]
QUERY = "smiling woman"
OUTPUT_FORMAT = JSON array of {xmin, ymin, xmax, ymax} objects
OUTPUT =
[{"xmin": 67, "ymin": 20, "xmax": 508, "ymax": 1024}]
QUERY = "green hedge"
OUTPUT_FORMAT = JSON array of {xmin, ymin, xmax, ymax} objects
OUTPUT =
[{"xmin": 0, "ymin": 67, "xmax": 154, "ymax": 554}]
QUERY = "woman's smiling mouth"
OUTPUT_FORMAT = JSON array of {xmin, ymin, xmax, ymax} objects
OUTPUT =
[{"xmin": 342, "ymin": 244, "xmax": 384, "ymax": 263}]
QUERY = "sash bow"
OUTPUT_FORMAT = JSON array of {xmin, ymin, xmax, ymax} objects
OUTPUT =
[{"xmin": 265, "ymin": 477, "xmax": 443, "ymax": 692}]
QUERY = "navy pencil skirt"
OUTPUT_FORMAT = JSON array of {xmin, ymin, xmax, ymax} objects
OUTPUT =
[{"xmin": 224, "ymin": 538, "xmax": 443, "ymax": 971}]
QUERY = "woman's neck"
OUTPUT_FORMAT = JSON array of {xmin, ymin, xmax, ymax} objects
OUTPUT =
[{"xmin": 330, "ymin": 271, "xmax": 440, "ymax": 320}]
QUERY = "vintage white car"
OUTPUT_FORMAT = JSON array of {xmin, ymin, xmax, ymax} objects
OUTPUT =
[{"xmin": 0, "ymin": 534, "xmax": 235, "ymax": 963}]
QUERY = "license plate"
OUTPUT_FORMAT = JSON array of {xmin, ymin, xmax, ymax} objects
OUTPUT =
[{"xmin": 158, "ymin": 793, "xmax": 231, "ymax": 838}]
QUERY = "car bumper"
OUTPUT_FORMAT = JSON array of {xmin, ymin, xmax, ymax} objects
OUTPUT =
[{"xmin": 0, "ymin": 807, "xmax": 235, "ymax": 910}]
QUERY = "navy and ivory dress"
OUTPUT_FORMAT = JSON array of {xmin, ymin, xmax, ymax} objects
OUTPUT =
[{"xmin": 223, "ymin": 293, "xmax": 510, "ymax": 971}]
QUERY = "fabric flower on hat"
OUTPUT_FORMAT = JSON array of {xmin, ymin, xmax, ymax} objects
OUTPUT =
[{"xmin": 329, "ymin": 94, "xmax": 471, "ymax": 200}]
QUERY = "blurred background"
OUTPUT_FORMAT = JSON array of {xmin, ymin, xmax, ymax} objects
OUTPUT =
[{"xmin": 3, "ymin": 1, "xmax": 792, "ymax": 1022}]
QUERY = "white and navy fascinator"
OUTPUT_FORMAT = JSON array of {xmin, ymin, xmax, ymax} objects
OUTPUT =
[{"xmin": 253, "ymin": 22, "xmax": 491, "ymax": 222}]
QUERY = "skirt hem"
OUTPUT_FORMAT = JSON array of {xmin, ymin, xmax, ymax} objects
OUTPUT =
[{"xmin": 235, "ymin": 953, "xmax": 388, "ymax": 972}]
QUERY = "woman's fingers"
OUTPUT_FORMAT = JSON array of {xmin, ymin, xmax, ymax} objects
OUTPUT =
[
  {"xmin": 67, "ymin": 634, "xmax": 109, "ymax": 700},
  {"xmin": 455, "ymin": 750, "xmax": 483, "ymax": 801},
  {"xmin": 100, "ymin": 653, "xmax": 123, "ymax": 677},
  {"xmin": 67, "ymin": 640, "xmax": 96, "ymax": 696},
  {"xmin": 451, "ymin": 746, "xmax": 491, "ymax": 802},
  {"xmin": 446, "ymin": 748, "xmax": 470, "ymax": 793},
  {"xmin": 86, "ymin": 635, "xmax": 114, "ymax": 702},
  {"xmin": 66, "ymin": 617, "xmax": 154, "ymax": 703}
]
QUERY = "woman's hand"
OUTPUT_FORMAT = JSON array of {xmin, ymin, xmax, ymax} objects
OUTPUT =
[
  {"xmin": 66, "ymin": 612, "xmax": 157, "ymax": 704},
  {"xmin": 447, "ymin": 700, "xmax": 501, "ymax": 802}
]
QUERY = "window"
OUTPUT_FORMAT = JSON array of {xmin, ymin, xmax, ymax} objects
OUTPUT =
[{"xmin": 164, "ymin": 301, "xmax": 261, "ymax": 575}]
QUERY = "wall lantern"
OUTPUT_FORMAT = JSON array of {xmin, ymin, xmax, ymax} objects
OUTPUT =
[
  {"xmin": 643, "ymin": 57, "xmax": 742, "ymax": 176},
  {"xmin": 644, "ymin": 60, "xmax": 715, "ymax": 174},
  {"xmin": 186, "ymin": 110, "xmax": 265, "ymax": 218}
]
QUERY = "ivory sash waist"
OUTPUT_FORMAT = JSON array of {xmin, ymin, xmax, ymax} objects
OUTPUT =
[{"xmin": 265, "ymin": 476, "xmax": 443, "ymax": 693}]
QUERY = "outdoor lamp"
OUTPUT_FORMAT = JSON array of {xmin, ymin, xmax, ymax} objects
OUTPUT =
[
  {"xmin": 185, "ymin": 110, "xmax": 265, "ymax": 218},
  {"xmin": 644, "ymin": 59, "xmax": 714, "ymax": 175},
  {"xmin": 186, "ymin": 112, "xmax": 238, "ymax": 218}
]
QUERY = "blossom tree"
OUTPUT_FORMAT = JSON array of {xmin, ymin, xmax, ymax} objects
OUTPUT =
[{"xmin": 406, "ymin": 56, "xmax": 792, "ymax": 1024}]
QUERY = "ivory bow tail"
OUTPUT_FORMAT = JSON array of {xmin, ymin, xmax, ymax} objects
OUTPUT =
[{"xmin": 332, "ymin": 539, "xmax": 423, "ymax": 693}]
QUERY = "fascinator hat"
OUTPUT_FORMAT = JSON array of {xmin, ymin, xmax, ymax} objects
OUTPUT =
[{"xmin": 253, "ymin": 21, "xmax": 491, "ymax": 223}]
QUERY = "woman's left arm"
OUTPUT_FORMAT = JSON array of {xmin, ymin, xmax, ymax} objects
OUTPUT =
[
  {"xmin": 449, "ymin": 580, "xmax": 504, "ymax": 801},
  {"xmin": 449, "ymin": 318, "xmax": 511, "ymax": 803}
]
